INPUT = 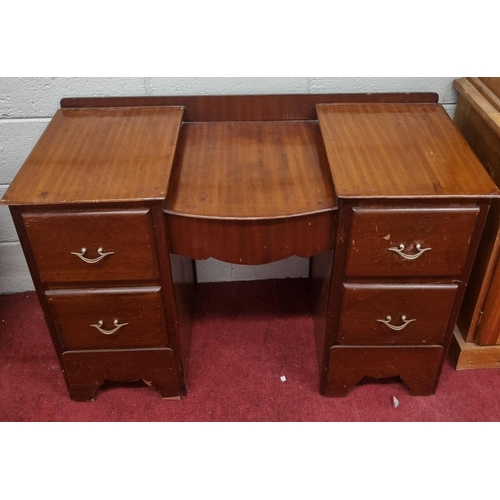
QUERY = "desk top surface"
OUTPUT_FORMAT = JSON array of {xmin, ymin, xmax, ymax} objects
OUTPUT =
[
  {"xmin": 2, "ymin": 106, "xmax": 184, "ymax": 205},
  {"xmin": 317, "ymin": 103, "xmax": 499, "ymax": 199},
  {"xmin": 3, "ymin": 98, "xmax": 499, "ymax": 210},
  {"xmin": 165, "ymin": 120, "xmax": 337, "ymax": 219}
]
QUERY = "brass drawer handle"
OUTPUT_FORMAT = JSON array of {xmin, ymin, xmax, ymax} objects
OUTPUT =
[
  {"xmin": 388, "ymin": 243, "xmax": 431, "ymax": 260},
  {"xmin": 90, "ymin": 319, "xmax": 129, "ymax": 335},
  {"xmin": 377, "ymin": 315, "xmax": 416, "ymax": 331},
  {"xmin": 71, "ymin": 247, "xmax": 115, "ymax": 264}
]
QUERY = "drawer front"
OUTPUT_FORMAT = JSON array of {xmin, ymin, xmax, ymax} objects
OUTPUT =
[
  {"xmin": 338, "ymin": 283, "xmax": 458, "ymax": 345},
  {"xmin": 345, "ymin": 207, "xmax": 479, "ymax": 277},
  {"xmin": 23, "ymin": 209, "xmax": 158, "ymax": 283},
  {"xmin": 46, "ymin": 287, "xmax": 167, "ymax": 350}
]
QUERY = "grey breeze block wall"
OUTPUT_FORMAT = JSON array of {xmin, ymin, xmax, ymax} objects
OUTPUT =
[{"xmin": 0, "ymin": 77, "xmax": 460, "ymax": 294}]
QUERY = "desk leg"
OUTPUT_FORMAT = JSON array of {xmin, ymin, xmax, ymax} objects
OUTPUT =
[
  {"xmin": 310, "ymin": 250, "xmax": 335, "ymax": 389},
  {"xmin": 168, "ymin": 254, "xmax": 197, "ymax": 381}
]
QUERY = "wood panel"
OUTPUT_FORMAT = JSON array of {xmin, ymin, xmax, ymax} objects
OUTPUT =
[
  {"xmin": 454, "ymin": 78, "xmax": 500, "ymax": 344},
  {"xmin": 338, "ymin": 283, "xmax": 458, "ymax": 345},
  {"xmin": 344, "ymin": 206, "xmax": 480, "ymax": 277},
  {"xmin": 60, "ymin": 93, "xmax": 439, "ymax": 122},
  {"xmin": 169, "ymin": 253, "xmax": 196, "ymax": 376},
  {"xmin": 317, "ymin": 103, "xmax": 499, "ymax": 199},
  {"xmin": 454, "ymin": 81, "xmax": 500, "ymax": 181},
  {"xmin": 46, "ymin": 287, "xmax": 166, "ymax": 350},
  {"xmin": 326, "ymin": 346, "xmax": 443, "ymax": 397},
  {"xmin": 1, "ymin": 106, "xmax": 184, "ymax": 206},
  {"xmin": 474, "ymin": 256, "xmax": 500, "ymax": 344},
  {"xmin": 454, "ymin": 78, "xmax": 500, "ymax": 138},
  {"xmin": 61, "ymin": 348, "xmax": 181, "ymax": 401},
  {"xmin": 149, "ymin": 205, "xmax": 191, "ymax": 392},
  {"xmin": 478, "ymin": 78, "xmax": 500, "ymax": 99},
  {"xmin": 310, "ymin": 250, "xmax": 334, "ymax": 367},
  {"xmin": 166, "ymin": 121, "xmax": 336, "ymax": 219},
  {"xmin": 449, "ymin": 326, "xmax": 500, "ymax": 370},
  {"xmin": 457, "ymin": 199, "xmax": 500, "ymax": 342},
  {"xmin": 166, "ymin": 212, "xmax": 335, "ymax": 265},
  {"xmin": 22, "ymin": 209, "xmax": 158, "ymax": 283}
]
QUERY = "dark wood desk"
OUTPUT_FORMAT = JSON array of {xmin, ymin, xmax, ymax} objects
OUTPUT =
[{"xmin": 2, "ymin": 93, "xmax": 498, "ymax": 401}]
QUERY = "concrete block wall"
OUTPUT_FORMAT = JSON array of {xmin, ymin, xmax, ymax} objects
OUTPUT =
[{"xmin": 0, "ymin": 77, "xmax": 460, "ymax": 293}]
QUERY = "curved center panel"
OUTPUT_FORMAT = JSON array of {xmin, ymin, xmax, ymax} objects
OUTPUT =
[
  {"xmin": 165, "ymin": 211, "xmax": 336, "ymax": 265},
  {"xmin": 165, "ymin": 119, "xmax": 338, "ymax": 265},
  {"xmin": 165, "ymin": 120, "xmax": 337, "ymax": 219}
]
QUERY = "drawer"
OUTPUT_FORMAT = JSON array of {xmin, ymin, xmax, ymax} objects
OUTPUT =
[
  {"xmin": 22, "ymin": 209, "xmax": 158, "ymax": 283},
  {"xmin": 345, "ymin": 207, "xmax": 479, "ymax": 277},
  {"xmin": 338, "ymin": 283, "xmax": 458, "ymax": 345},
  {"xmin": 46, "ymin": 287, "xmax": 167, "ymax": 350}
]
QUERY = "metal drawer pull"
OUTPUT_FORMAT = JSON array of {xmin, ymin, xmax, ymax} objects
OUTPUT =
[
  {"xmin": 388, "ymin": 243, "xmax": 431, "ymax": 260},
  {"xmin": 71, "ymin": 247, "xmax": 115, "ymax": 264},
  {"xmin": 377, "ymin": 315, "xmax": 416, "ymax": 331},
  {"xmin": 90, "ymin": 319, "xmax": 129, "ymax": 335}
]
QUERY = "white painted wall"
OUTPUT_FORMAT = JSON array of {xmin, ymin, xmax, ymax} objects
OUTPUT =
[{"xmin": 0, "ymin": 77, "xmax": 460, "ymax": 293}]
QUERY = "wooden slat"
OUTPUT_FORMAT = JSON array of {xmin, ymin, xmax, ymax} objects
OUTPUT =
[
  {"xmin": 60, "ymin": 93, "xmax": 439, "ymax": 122},
  {"xmin": 454, "ymin": 80, "xmax": 500, "ymax": 343},
  {"xmin": 478, "ymin": 77, "xmax": 500, "ymax": 101},
  {"xmin": 454, "ymin": 78, "xmax": 500, "ymax": 138},
  {"xmin": 469, "ymin": 78, "xmax": 500, "ymax": 112},
  {"xmin": 457, "ymin": 200, "xmax": 500, "ymax": 342}
]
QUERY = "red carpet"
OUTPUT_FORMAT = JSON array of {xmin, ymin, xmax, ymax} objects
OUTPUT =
[{"xmin": 1, "ymin": 278, "xmax": 500, "ymax": 422}]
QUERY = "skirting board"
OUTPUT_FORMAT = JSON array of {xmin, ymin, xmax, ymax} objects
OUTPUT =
[{"xmin": 449, "ymin": 325, "xmax": 500, "ymax": 370}]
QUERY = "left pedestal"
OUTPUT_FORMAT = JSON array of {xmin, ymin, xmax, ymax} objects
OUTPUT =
[
  {"xmin": 9, "ymin": 204, "xmax": 194, "ymax": 401},
  {"xmin": 2, "ymin": 105, "xmax": 193, "ymax": 401}
]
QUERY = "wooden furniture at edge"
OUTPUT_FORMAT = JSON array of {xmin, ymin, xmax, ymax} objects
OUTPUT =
[
  {"xmin": 2, "ymin": 93, "xmax": 497, "ymax": 401},
  {"xmin": 449, "ymin": 77, "xmax": 500, "ymax": 369}
]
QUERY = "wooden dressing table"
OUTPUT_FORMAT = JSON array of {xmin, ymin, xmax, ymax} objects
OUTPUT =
[{"xmin": 2, "ymin": 93, "xmax": 497, "ymax": 401}]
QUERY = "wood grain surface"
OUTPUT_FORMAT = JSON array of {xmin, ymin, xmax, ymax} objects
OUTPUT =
[
  {"xmin": 478, "ymin": 78, "xmax": 500, "ymax": 99},
  {"xmin": 166, "ymin": 211, "xmax": 335, "ymax": 265},
  {"xmin": 1, "ymin": 106, "xmax": 184, "ymax": 205},
  {"xmin": 61, "ymin": 348, "xmax": 180, "ymax": 401},
  {"xmin": 46, "ymin": 287, "xmax": 167, "ymax": 350},
  {"xmin": 454, "ymin": 78, "xmax": 500, "ymax": 345},
  {"xmin": 326, "ymin": 345, "xmax": 443, "ymax": 397},
  {"xmin": 22, "ymin": 209, "xmax": 158, "ymax": 283},
  {"xmin": 310, "ymin": 250, "xmax": 334, "ymax": 367},
  {"xmin": 344, "ymin": 206, "xmax": 480, "ymax": 277},
  {"xmin": 338, "ymin": 283, "xmax": 458, "ymax": 345},
  {"xmin": 317, "ymin": 103, "xmax": 499, "ymax": 199},
  {"xmin": 166, "ymin": 121, "xmax": 336, "ymax": 219},
  {"xmin": 60, "ymin": 93, "xmax": 439, "ymax": 122},
  {"xmin": 450, "ymin": 326, "xmax": 500, "ymax": 370},
  {"xmin": 457, "ymin": 201, "xmax": 500, "ymax": 343},
  {"xmin": 454, "ymin": 78, "xmax": 500, "ymax": 139}
]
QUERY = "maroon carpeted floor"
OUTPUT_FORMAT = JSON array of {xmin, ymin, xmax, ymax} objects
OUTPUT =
[{"xmin": 1, "ymin": 278, "xmax": 500, "ymax": 422}]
